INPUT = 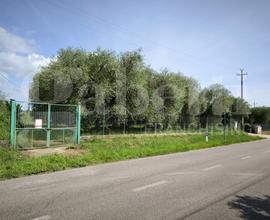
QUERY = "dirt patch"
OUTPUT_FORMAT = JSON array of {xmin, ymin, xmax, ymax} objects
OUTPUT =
[
  {"xmin": 248, "ymin": 133, "xmax": 270, "ymax": 139},
  {"xmin": 22, "ymin": 146, "xmax": 86, "ymax": 157},
  {"xmin": 63, "ymin": 148, "xmax": 86, "ymax": 157}
]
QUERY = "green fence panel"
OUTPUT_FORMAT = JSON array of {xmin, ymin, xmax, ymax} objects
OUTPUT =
[
  {"xmin": 10, "ymin": 100, "xmax": 80, "ymax": 149},
  {"xmin": 76, "ymin": 104, "xmax": 81, "ymax": 144},
  {"xmin": 10, "ymin": 99, "xmax": 16, "ymax": 148},
  {"xmin": 46, "ymin": 104, "xmax": 51, "ymax": 147}
]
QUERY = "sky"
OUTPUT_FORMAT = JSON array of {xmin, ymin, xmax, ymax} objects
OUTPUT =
[{"xmin": 0, "ymin": 0, "xmax": 270, "ymax": 106}]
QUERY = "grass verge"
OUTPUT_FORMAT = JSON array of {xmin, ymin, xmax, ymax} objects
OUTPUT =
[
  {"xmin": 262, "ymin": 130, "xmax": 270, "ymax": 135},
  {"xmin": 0, "ymin": 132, "xmax": 263, "ymax": 180}
]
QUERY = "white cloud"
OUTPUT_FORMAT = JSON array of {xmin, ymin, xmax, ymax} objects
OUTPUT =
[
  {"xmin": 0, "ymin": 52, "xmax": 50, "ymax": 79},
  {"xmin": 0, "ymin": 26, "xmax": 50, "ymax": 101},
  {"xmin": 0, "ymin": 27, "xmax": 35, "ymax": 53}
]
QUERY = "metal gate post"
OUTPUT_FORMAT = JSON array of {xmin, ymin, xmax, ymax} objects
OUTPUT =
[
  {"xmin": 46, "ymin": 104, "xmax": 51, "ymax": 147},
  {"xmin": 10, "ymin": 99, "xmax": 16, "ymax": 148},
  {"xmin": 76, "ymin": 104, "xmax": 81, "ymax": 144}
]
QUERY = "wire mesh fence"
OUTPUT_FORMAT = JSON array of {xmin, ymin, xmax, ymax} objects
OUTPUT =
[
  {"xmin": 80, "ymin": 115, "xmax": 242, "ymax": 137},
  {"xmin": 7, "ymin": 99, "xmax": 260, "ymax": 148},
  {"xmin": 10, "ymin": 100, "xmax": 80, "ymax": 149}
]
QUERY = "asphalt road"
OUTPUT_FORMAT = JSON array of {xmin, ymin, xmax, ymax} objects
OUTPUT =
[{"xmin": 1, "ymin": 139, "xmax": 270, "ymax": 220}]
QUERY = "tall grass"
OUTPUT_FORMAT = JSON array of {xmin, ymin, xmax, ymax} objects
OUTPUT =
[{"xmin": 0, "ymin": 133, "xmax": 262, "ymax": 180}]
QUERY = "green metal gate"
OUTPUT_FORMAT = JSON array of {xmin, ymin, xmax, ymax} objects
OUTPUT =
[{"xmin": 10, "ymin": 100, "xmax": 80, "ymax": 149}]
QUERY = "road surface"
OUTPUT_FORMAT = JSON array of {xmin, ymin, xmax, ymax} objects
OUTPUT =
[{"xmin": 1, "ymin": 139, "xmax": 270, "ymax": 220}]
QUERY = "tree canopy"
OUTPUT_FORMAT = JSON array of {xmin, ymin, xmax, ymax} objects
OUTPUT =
[
  {"xmin": 249, "ymin": 107, "xmax": 270, "ymax": 124},
  {"xmin": 30, "ymin": 48, "xmax": 251, "ymax": 131}
]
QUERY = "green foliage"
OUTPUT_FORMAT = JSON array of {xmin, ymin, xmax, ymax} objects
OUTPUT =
[
  {"xmin": 30, "ymin": 48, "xmax": 250, "ymax": 132},
  {"xmin": 0, "ymin": 133, "xmax": 262, "ymax": 179},
  {"xmin": 30, "ymin": 48, "xmax": 199, "ymax": 130},
  {"xmin": 249, "ymin": 107, "xmax": 270, "ymax": 124},
  {"xmin": 20, "ymin": 112, "xmax": 34, "ymax": 127},
  {"xmin": 231, "ymin": 97, "xmax": 251, "ymax": 121},
  {"xmin": 0, "ymin": 92, "xmax": 10, "ymax": 140},
  {"xmin": 199, "ymin": 84, "xmax": 234, "ymax": 116}
]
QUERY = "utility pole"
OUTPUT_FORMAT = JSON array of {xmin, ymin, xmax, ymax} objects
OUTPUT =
[{"xmin": 236, "ymin": 69, "xmax": 248, "ymax": 129}]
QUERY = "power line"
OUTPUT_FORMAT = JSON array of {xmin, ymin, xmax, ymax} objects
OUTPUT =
[
  {"xmin": 236, "ymin": 68, "xmax": 248, "ymax": 129},
  {"xmin": 0, "ymin": 72, "xmax": 8, "ymax": 81},
  {"xmin": 48, "ymin": 1, "xmax": 201, "ymax": 65}
]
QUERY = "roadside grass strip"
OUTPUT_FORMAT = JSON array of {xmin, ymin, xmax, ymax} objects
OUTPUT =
[{"xmin": 0, "ymin": 133, "xmax": 263, "ymax": 180}]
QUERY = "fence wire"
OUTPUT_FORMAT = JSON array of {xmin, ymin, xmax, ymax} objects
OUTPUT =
[{"xmin": 12, "ymin": 101, "xmax": 79, "ymax": 149}]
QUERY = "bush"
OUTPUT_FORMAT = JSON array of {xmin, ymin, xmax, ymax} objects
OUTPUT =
[{"xmin": 0, "ymin": 100, "xmax": 10, "ymax": 141}]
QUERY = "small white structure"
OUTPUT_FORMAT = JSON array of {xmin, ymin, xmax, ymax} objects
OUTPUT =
[
  {"xmin": 255, "ymin": 125, "xmax": 262, "ymax": 135},
  {"xmin": 35, "ymin": 119, "xmax": 42, "ymax": 128},
  {"xmin": 234, "ymin": 121, "xmax": 238, "ymax": 131},
  {"xmin": 205, "ymin": 132, "xmax": 209, "ymax": 142}
]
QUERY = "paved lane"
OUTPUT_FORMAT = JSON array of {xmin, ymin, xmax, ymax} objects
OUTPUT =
[{"xmin": 0, "ymin": 139, "xmax": 270, "ymax": 220}]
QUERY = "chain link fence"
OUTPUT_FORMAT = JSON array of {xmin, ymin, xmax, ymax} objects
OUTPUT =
[
  {"xmin": 80, "ymin": 115, "xmax": 242, "ymax": 137},
  {"xmin": 10, "ymin": 100, "xmax": 80, "ymax": 149}
]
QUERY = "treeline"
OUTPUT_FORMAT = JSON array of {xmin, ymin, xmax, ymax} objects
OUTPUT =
[
  {"xmin": 30, "ymin": 48, "xmax": 250, "ymax": 131},
  {"xmin": 0, "ymin": 92, "xmax": 10, "ymax": 140},
  {"xmin": 249, "ymin": 107, "xmax": 270, "ymax": 125}
]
